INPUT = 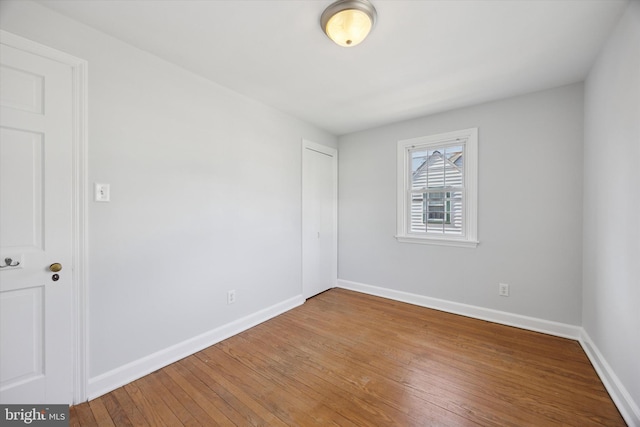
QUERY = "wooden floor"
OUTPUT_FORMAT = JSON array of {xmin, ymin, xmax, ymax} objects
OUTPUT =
[{"xmin": 70, "ymin": 289, "xmax": 625, "ymax": 426}]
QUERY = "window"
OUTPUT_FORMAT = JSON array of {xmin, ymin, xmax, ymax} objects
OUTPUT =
[{"xmin": 396, "ymin": 128, "xmax": 478, "ymax": 247}]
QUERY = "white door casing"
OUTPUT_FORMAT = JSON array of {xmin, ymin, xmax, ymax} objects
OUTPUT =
[
  {"xmin": 302, "ymin": 140, "xmax": 337, "ymax": 299},
  {"xmin": 0, "ymin": 31, "xmax": 87, "ymax": 405}
]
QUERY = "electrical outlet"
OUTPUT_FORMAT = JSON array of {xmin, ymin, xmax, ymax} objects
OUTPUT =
[
  {"xmin": 94, "ymin": 183, "xmax": 110, "ymax": 202},
  {"xmin": 227, "ymin": 290, "xmax": 236, "ymax": 305},
  {"xmin": 499, "ymin": 283, "xmax": 510, "ymax": 297}
]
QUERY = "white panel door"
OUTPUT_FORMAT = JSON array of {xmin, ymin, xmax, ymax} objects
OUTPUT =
[
  {"xmin": 302, "ymin": 141, "xmax": 337, "ymax": 299},
  {"xmin": 0, "ymin": 43, "xmax": 74, "ymax": 404}
]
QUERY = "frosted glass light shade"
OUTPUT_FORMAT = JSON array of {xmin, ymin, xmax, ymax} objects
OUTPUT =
[
  {"xmin": 321, "ymin": 0, "xmax": 377, "ymax": 47},
  {"xmin": 325, "ymin": 9, "xmax": 372, "ymax": 47}
]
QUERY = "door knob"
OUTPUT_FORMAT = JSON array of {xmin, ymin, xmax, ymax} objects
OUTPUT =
[{"xmin": 49, "ymin": 263, "xmax": 62, "ymax": 272}]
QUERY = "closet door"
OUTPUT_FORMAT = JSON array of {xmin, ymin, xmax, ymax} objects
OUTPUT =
[{"xmin": 302, "ymin": 140, "xmax": 337, "ymax": 299}]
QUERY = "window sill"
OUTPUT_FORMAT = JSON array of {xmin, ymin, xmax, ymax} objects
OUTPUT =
[{"xmin": 395, "ymin": 235, "xmax": 479, "ymax": 248}]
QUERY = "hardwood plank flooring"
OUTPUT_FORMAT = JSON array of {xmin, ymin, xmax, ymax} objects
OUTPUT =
[{"xmin": 71, "ymin": 289, "xmax": 625, "ymax": 426}]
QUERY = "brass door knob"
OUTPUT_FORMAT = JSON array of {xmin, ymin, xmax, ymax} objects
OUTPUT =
[{"xmin": 49, "ymin": 263, "xmax": 62, "ymax": 272}]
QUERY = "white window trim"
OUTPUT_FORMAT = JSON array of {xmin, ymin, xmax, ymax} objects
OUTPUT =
[{"xmin": 396, "ymin": 128, "xmax": 478, "ymax": 248}]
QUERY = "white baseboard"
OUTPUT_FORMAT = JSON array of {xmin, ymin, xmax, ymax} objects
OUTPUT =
[
  {"xmin": 337, "ymin": 279, "xmax": 581, "ymax": 339},
  {"xmin": 338, "ymin": 279, "xmax": 639, "ymax": 427},
  {"xmin": 580, "ymin": 330, "xmax": 640, "ymax": 427},
  {"xmin": 87, "ymin": 294, "xmax": 304, "ymax": 401}
]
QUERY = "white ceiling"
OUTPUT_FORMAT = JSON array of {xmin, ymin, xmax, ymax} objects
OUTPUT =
[{"xmin": 38, "ymin": 0, "xmax": 628, "ymax": 135}]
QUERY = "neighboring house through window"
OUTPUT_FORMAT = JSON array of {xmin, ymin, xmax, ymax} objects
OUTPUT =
[{"xmin": 396, "ymin": 128, "xmax": 478, "ymax": 247}]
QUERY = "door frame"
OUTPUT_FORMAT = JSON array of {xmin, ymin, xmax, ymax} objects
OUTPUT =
[
  {"xmin": 1, "ymin": 30, "xmax": 89, "ymax": 404},
  {"xmin": 301, "ymin": 139, "xmax": 338, "ymax": 298}
]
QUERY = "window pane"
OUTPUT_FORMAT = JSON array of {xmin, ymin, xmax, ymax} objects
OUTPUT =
[
  {"xmin": 410, "ymin": 193, "xmax": 425, "ymax": 232},
  {"xmin": 427, "ymin": 149, "xmax": 445, "ymax": 188},
  {"xmin": 411, "ymin": 149, "xmax": 427, "ymax": 173},
  {"xmin": 444, "ymin": 191, "xmax": 463, "ymax": 235},
  {"xmin": 446, "ymin": 145, "xmax": 464, "ymax": 170},
  {"xmin": 411, "ymin": 149, "xmax": 427, "ymax": 190},
  {"xmin": 444, "ymin": 145, "xmax": 463, "ymax": 188}
]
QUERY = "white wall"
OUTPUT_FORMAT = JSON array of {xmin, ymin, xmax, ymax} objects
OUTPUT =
[
  {"xmin": 583, "ymin": 0, "xmax": 640, "ymax": 421},
  {"xmin": 339, "ymin": 84, "xmax": 584, "ymax": 325},
  {"xmin": 0, "ymin": 0, "xmax": 336, "ymax": 382}
]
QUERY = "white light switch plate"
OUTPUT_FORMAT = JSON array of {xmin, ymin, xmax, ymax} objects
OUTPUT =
[{"xmin": 95, "ymin": 183, "xmax": 110, "ymax": 202}]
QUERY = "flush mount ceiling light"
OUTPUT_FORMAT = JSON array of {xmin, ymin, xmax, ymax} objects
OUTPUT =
[{"xmin": 321, "ymin": 0, "xmax": 377, "ymax": 47}]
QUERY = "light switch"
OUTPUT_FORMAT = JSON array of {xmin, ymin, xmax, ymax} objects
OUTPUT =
[{"xmin": 94, "ymin": 183, "xmax": 110, "ymax": 202}]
